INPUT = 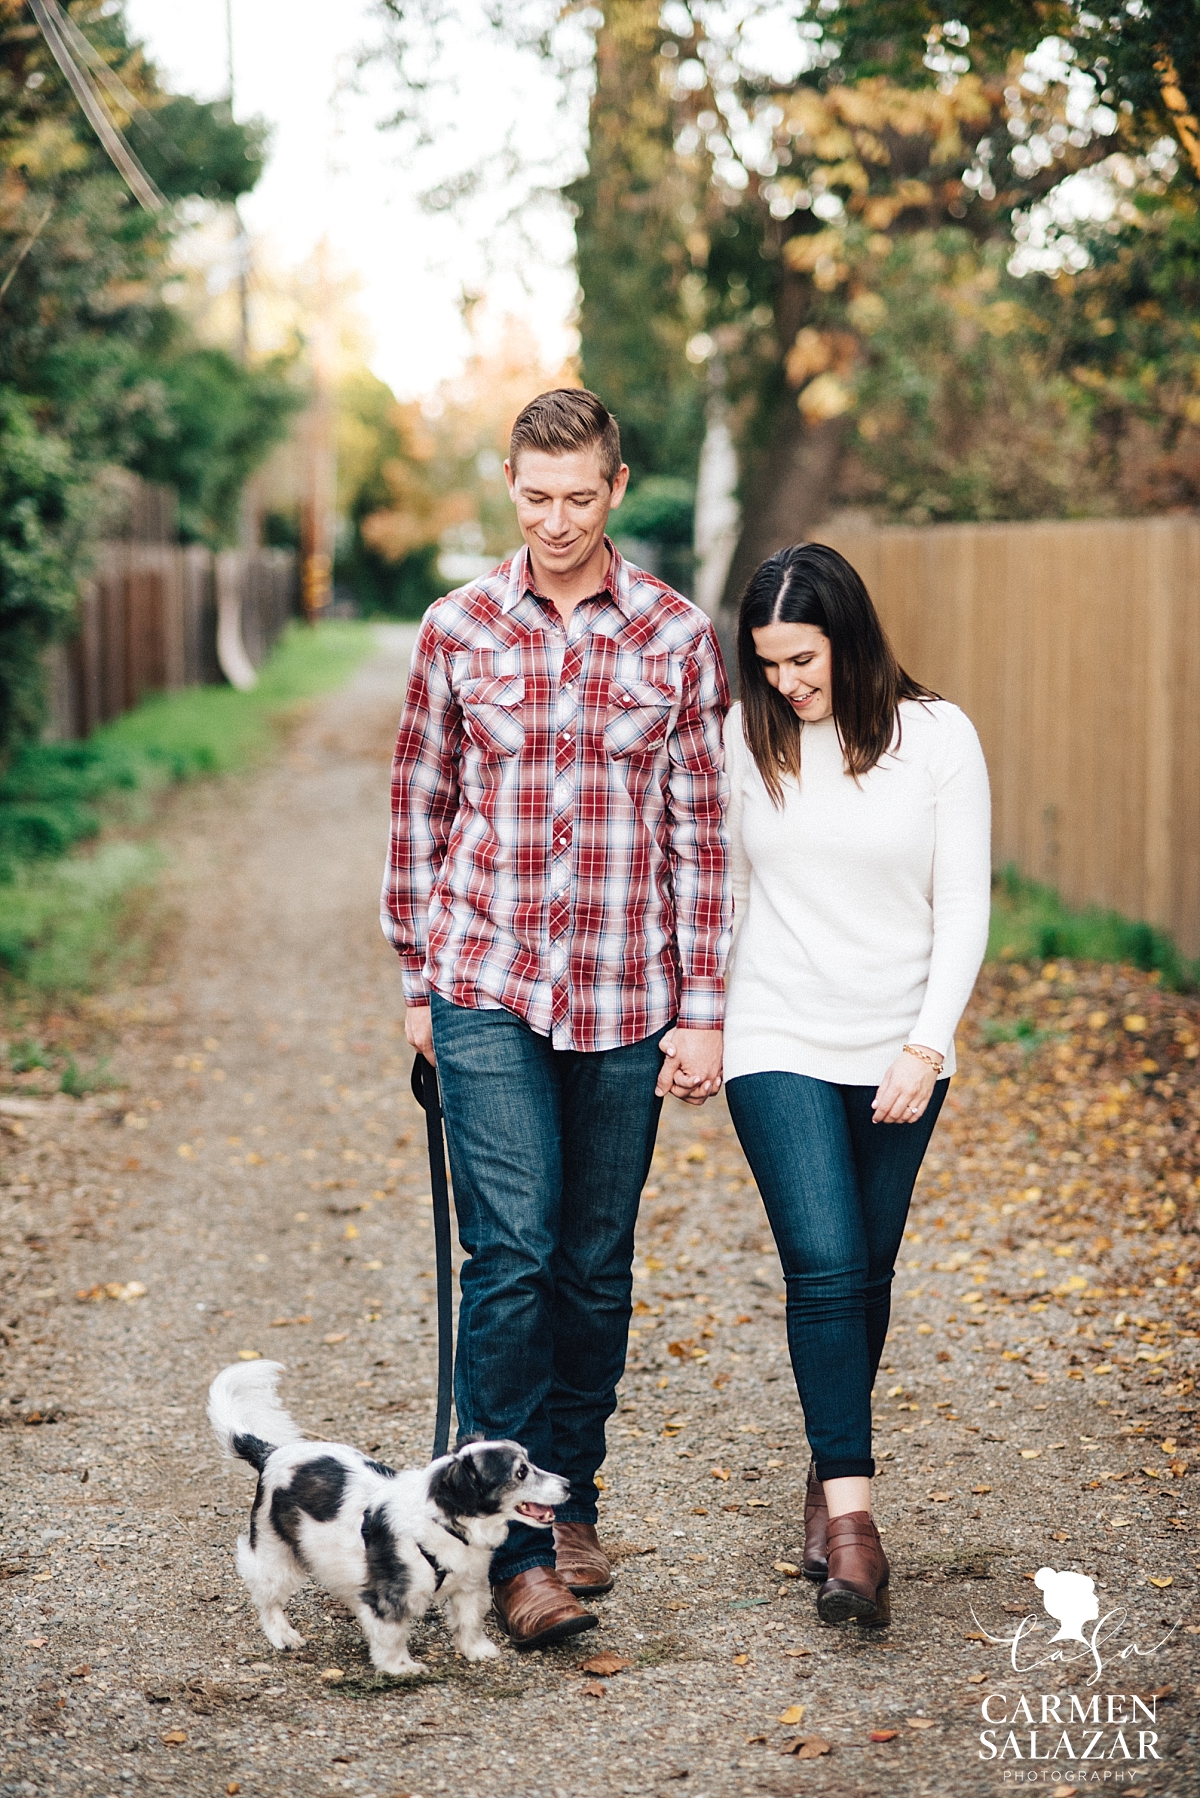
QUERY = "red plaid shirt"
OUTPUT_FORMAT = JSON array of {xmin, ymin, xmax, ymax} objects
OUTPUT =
[{"xmin": 382, "ymin": 542, "xmax": 731, "ymax": 1052}]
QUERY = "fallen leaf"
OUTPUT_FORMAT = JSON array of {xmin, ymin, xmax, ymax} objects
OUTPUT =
[
  {"xmin": 967, "ymin": 1673, "xmax": 986, "ymax": 1684},
  {"xmin": 237, "ymin": 1349, "xmax": 261, "ymax": 1361},
  {"xmin": 323, "ymin": 1333, "xmax": 348, "ymax": 1346},
  {"xmin": 23, "ymin": 1637, "xmax": 48, "ymax": 1648},
  {"xmin": 579, "ymin": 1653, "xmax": 632, "ymax": 1676},
  {"xmin": 773, "ymin": 1560, "xmax": 802, "ymax": 1578},
  {"xmin": 870, "ymin": 1728, "xmax": 899, "ymax": 1742},
  {"xmin": 733, "ymin": 1653, "xmax": 750, "ymax": 1666},
  {"xmin": 226, "ymin": 1785, "xmax": 240, "ymax": 1795},
  {"xmin": 1149, "ymin": 1576, "xmax": 1173, "ymax": 1589},
  {"xmin": 711, "ymin": 1466, "xmax": 730, "ymax": 1480},
  {"xmin": 580, "ymin": 1680, "xmax": 606, "ymax": 1698},
  {"xmin": 319, "ymin": 1668, "xmax": 344, "ymax": 1684},
  {"xmin": 928, "ymin": 1490, "xmax": 953, "ymax": 1502},
  {"xmin": 778, "ymin": 1704, "xmax": 805, "ymax": 1725},
  {"xmin": 907, "ymin": 1717, "xmax": 936, "ymax": 1729},
  {"xmin": 785, "ymin": 1737, "xmax": 832, "ymax": 1759},
  {"xmin": 161, "ymin": 1730, "xmax": 188, "ymax": 1746},
  {"xmin": 972, "ymin": 1484, "xmax": 992, "ymax": 1495},
  {"xmin": 1020, "ymin": 1449, "xmax": 1042, "ymax": 1460}
]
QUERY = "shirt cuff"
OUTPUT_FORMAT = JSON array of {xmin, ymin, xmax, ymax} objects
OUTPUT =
[
  {"xmin": 401, "ymin": 967, "xmax": 431, "ymax": 1008},
  {"xmin": 677, "ymin": 981, "xmax": 725, "ymax": 1032}
]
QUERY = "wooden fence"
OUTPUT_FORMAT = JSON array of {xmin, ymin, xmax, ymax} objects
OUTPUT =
[
  {"xmin": 44, "ymin": 543, "xmax": 298, "ymax": 742},
  {"xmin": 816, "ymin": 515, "xmax": 1200, "ymax": 957}
]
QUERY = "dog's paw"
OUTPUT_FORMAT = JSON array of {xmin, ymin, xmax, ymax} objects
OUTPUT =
[
  {"xmin": 458, "ymin": 1637, "xmax": 500, "ymax": 1662},
  {"xmin": 373, "ymin": 1656, "xmax": 426, "ymax": 1678},
  {"xmin": 263, "ymin": 1623, "xmax": 306, "ymax": 1651}
]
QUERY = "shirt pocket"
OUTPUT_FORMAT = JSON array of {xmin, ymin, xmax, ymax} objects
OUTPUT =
[
  {"xmin": 459, "ymin": 673, "xmax": 526, "ymax": 757},
  {"xmin": 604, "ymin": 676, "xmax": 676, "ymax": 761}
]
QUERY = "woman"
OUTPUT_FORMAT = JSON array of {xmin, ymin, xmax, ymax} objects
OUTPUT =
[{"xmin": 722, "ymin": 542, "xmax": 991, "ymax": 1627}]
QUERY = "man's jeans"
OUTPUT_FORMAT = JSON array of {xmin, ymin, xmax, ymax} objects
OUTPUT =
[
  {"xmin": 725, "ymin": 1072, "xmax": 948, "ymax": 1482},
  {"xmin": 430, "ymin": 994, "xmax": 665, "ymax": 1582}
]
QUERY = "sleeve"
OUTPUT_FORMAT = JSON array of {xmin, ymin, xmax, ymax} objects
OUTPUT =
[
  {"xmin": 910, "ymin": 707, "xmax": 992, "ymax": 1059},
  {"xmin": 380, "ymin": 613, "xmax": 462, "ymax": 1007},
  {"xmin": 724, "ymin": 705, "xmax": 752, "ymax": 939},
  {"xmin": 665, "ymin": 620, "xmax": 732, "ymax": 1030}
]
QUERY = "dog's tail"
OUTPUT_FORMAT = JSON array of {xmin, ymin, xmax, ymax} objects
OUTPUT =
[{"xmin": 207, "ymin": 1361, "xmax": 304, "ymax": 1472}]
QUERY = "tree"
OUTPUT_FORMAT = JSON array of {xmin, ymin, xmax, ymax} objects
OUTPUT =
[{"xmin": 0, "ymin": 0, "xmax": 294, "ymax": 758}]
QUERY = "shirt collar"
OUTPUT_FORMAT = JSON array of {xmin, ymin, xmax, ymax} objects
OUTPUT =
[{"xmin": 503, "ymin": 538, "xmax": 633, "ymax": 619}]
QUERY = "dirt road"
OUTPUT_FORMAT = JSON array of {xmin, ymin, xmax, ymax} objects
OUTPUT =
[{"xmin": 2, "ymin": 630, "xmax": 1197, "ymax": 1797}]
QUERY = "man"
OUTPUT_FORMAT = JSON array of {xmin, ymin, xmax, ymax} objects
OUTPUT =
[{"xmin": 382, "ymin": 388, "xmax": 729, "ymax": 1648}]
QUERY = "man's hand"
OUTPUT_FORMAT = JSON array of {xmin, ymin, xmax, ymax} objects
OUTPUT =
[
  {"xmin": 405, "ymin": 1003, "xmax": 435, "ymax": 1065},
  {"xmin": 656, "ymin": 1028, "xmax": 723, "ymax": 1106}
]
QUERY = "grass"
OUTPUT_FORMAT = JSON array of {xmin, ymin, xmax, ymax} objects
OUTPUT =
[
  {"xmin": 0, "ymin": 622, "xmax": 374, "ymax": 995},
  {"xmin": 986, "ymin": 864, "xmax": 1199, "ymax": 990}
]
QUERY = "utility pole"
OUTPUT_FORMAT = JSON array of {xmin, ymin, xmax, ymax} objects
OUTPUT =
[
  {"xmin": 301, "ymin": 236, "xmax": 337, "ymax": 619},
  {"xmin": 226, "ymin": 0, "xmax": 249, "ymax": 361}
]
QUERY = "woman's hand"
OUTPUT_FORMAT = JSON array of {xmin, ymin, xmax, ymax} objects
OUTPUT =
[{"xmin": 871, "ymin": 1050, "xmax": 938, "ymax": 1124}]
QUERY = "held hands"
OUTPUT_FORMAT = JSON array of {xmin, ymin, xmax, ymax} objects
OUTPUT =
[
  {"xmin": 871, "ymin": 1045, "xmax": 940, "ymax": 1124},
  {"xmin": 657, "ymin": 1028, "xmax": 723, "ymax": 1106}
]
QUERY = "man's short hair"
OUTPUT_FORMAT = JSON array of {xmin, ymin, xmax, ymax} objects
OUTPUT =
[{"xmin": 509, "ymin": 389, "xmax": 622, "ymax": 486}]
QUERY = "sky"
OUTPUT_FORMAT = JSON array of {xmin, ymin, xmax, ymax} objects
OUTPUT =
[{"xmin": 124, "ymin": 0, "xmax": 585, "ymax": 398}]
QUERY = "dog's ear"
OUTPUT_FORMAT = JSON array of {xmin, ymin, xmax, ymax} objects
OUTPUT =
[
  {"xmin": 430, "ymin": 1450, "xmax": 485, "ymax": 1518},
  {"xmin": 456, "ymin": 1432, "xmax": 486, "ymax": 1447}
]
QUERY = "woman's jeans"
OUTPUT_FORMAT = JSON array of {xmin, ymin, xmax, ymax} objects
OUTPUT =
[
  {"xmin": 430, "ymin": 993, "xmax": 665, "ymax": 1583},
  {"xmin": 725, "ymin": 1073, "xmax": 948, "ymax": 1482}
]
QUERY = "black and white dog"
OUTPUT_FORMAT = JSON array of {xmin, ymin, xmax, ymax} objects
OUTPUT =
[{"xmin": 207, "ymin": 1361, "xmax": 567, "ymax": 1675}]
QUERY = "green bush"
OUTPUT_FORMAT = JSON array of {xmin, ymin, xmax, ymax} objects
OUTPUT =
[{"xmin": 987, "ymin": 866, "xmax": 1199, "ymax": 990}]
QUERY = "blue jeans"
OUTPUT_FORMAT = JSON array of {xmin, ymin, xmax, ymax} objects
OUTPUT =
[
  {"xmin": 725, "ymin": 1072, "xmax": 948, "ymax": 1481},
  {"xmin": 430, "ymin": 994, "xmax": 666, "ymax": 1581}
]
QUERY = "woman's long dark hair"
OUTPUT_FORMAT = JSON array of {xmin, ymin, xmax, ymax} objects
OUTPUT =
[{"xmin": 736, "ymin": 541, "xmax": 937, "ymax": 804}]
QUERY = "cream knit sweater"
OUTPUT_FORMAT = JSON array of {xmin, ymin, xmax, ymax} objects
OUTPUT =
[{"xmin": 723, "ymin": 698, "xmax": 991, "ymax": 1086}]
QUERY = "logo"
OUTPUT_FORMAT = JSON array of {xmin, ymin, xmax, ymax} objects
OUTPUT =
[{"xmin": 969, "ymin": 1564, "xmax": 1178, "ymax": 1773}]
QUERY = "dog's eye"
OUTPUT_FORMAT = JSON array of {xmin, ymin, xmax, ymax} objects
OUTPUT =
[{"xmin": 515, "ymin": 1464, "xmax": 527, "ymax": 1480}]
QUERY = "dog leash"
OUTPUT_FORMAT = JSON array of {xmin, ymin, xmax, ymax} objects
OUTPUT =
[{"xmin": 410, "ymin": 1054, "xmax": 454, "ymax": 1460}]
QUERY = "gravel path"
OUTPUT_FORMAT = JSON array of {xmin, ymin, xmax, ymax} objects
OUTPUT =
[{"xmin": 2, "ymin": 629, "xmax": 1198, "ymax": 1797}]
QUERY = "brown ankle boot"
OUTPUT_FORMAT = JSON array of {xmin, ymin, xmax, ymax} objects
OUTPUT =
[
  {"xmin": 817, "ymin": 1511, "xmax": 890, "ymax": 1627},
  {"xmin": 802, "ymin": 1465, "xmax": 828, "ymax": 1582}
]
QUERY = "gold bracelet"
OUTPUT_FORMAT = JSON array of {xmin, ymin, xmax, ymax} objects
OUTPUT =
[{"xmin": 903, "ymin": 1044, "xmax": 944, "ymax": 1073}]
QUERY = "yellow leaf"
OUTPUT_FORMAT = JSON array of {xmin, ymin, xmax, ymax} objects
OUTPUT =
[
  {"xmin": 711, "ymin": 1466, "xmax": 730, "ymax": 1480},
  {"xmin": 683, "ymin": 1143, "xmax": 707, "ymax": 1163},
  {"xmin": 917, "ymin": 1323, "xmax": 934, "ymax": 1335},
  {"xmin": 323, "ymin": 1332, "xmax": 348, "ymax": 1345},
  {"xmin": 907, "ymin": 1716, "xmax": 936, "ymax": 1729},
  {"xmin": 343, "ymin": 1224, "xmax": 359, "ymax": 1239},
  {"xmin": 1149, "ymin": 1576, "xmax": 1173, "ymax": 1589},
  {"xmin": 1020, "ymin": 1449, "xmax": 1041, "ymax": 1460},
  {"xmin": 237, "ymin": 1349, "xmax": 261, "ymax": 1361},
  {"xmin": 319, "ymin": 1668, "xmax": 344, "ymax": 1683},
  {"xmin": 1123, "ymin": 1015, "xmax": 1147, "ymax": 1033},
  {"xmin": 733, "ymin": 1653, "xmax": 749, "ymax": 1665},
  {"xmin": 778, "ymin": 1704, "xmax": 805, "ymax": 1725},
  {"xmin": 1087, "ymin": 1011, "xmax": 1108, "ymax": 1029}
]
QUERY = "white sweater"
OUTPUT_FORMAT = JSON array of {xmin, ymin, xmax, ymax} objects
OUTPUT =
[{"xmin": 723, "ymin": 698, "xmax": 991, "ymax": 1086}]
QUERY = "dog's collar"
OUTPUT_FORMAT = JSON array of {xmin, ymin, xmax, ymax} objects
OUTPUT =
[{"xmin": 417, "ymin": 1543, "xmax": 447, "ymax": 1589}]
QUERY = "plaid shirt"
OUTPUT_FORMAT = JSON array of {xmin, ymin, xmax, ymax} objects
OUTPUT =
[{"xmin": 382, "ymin": 542, "xmax": 731, "ymax": 1052}]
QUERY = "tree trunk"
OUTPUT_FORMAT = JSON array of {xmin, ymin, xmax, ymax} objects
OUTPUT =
[{"xmin": 713, "ymin": 409, "xmax": 848, "ymax": 688}]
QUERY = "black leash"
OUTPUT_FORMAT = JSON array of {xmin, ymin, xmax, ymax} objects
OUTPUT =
[{"xmin": 410, "ymin": 1054, "xmax": 454, "ymax": 1460}]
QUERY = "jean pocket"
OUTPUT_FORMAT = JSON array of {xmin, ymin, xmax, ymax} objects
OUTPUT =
[
  {"xmin": 604, "ymin": 678, "xmax": 675, "ymax": 761},
  {"xmin": 460, "ymin": 674, "xmax": 526, "ymax": 756}
]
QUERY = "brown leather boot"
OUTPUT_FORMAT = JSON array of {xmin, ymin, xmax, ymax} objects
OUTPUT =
[
  {"xmin": 802, "ymin": 1465, "xmax": 828, "ymax": 1582},
  {"xmin": 491, "ymin": 1565, "xmax": 599, "ymax": 1651},
  {"xmin": 817, "ymin": 1511, "xmax": 890, "ymax": 1627},
  {"xmin": 553, "ymin": 1521, "xmax": 615, "ymax": 1596}
]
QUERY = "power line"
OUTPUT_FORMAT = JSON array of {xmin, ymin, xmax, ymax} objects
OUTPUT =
[{"xmin": 27, "ymin": 0, "xmax": 166, "ymax": 213}]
